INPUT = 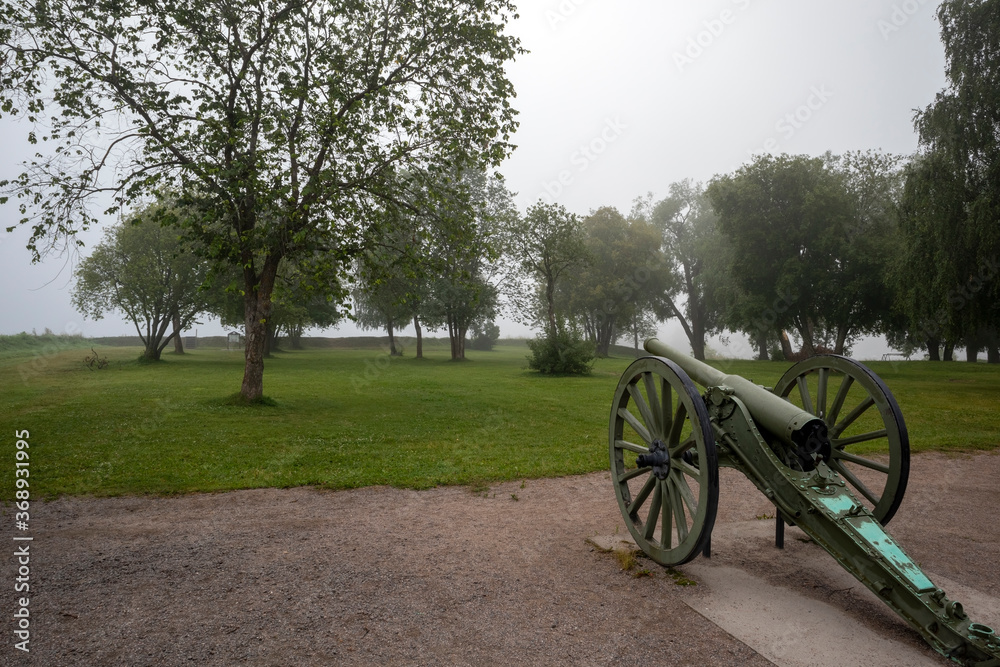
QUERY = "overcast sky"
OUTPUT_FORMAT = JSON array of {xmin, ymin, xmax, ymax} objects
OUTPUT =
[{"xmin": 0, "ymin": 0, "xmax": 948, "ymax": 356}]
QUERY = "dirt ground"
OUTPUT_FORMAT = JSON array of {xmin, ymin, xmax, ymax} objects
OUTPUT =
[{"xmin": 3, "ymin": 450, "xmax": 999, "ymax": 666}]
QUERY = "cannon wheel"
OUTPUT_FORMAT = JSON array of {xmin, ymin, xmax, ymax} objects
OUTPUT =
[
  {"xmin": 609, "ymin": 356, "xmax": 719, "ymax": 566},
  {"xmin": 773, "ymin": 355, "xmax": 909, "ymax": 525}
]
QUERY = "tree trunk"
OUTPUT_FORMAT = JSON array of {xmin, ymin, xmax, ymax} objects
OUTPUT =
[
  {"xmin": 545, "ymin": 278, "xmax": 558, "ymax": 340},
  {"xmin": 689, "ymin": 335, "xmax": 706, "ymax": 362},
  {"xmin": 755, "ymin": 331, "xmax": 769, "ymax": 361},
  {"xmin": 797, "ymin": 318, "xmax": 817, "ymax": 357},
  {"xmin": 413, "ymin": 315, "xmax": 423, "ymax": 359},
  {"xmin": 457, "ymin": 325, "xmax": 468, "ymax": 360},
  {"xmin": 142, "ymin": 340, "xmax": 162, "ymax": 361},
  {"xmin": 172, "ymin": 313, "xmax": 184, "ymax": 354},
  {"xmin": 943, "ymin": 340, "xmax": 954, "ymax": 361},
  {"xmin": 632, "ymin": 313, "xmax": 640, "ymax": 357},
  {"xmin": 289, "ymin": 325, "xmax": 304, "ymax": 350},
  {"xmin": 240, "ymin": 256, "xmax": 281, "ymax": 402},
  {"xmin": 965, "ymin": 335, "xmax": 980, "ymax": 363},
  {"xmin": 780, "ymin": 330, "xmax": 795, "ymax": 361},
  {"xmin": 387, "ymin": 318, "xmax": 399, "ymax": 356},
  {"xmin": 834, "ymin": 323, "xmax": 849, "ymax": 355},
  {"xmin": 263, "ymin": 320, "xmax": 275, "ymax": 357}
]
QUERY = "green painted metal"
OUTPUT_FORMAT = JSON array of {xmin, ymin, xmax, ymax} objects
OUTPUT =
[{"xmin": 608, "ymin": 340, "xmax": 1000, "ymax": 666}]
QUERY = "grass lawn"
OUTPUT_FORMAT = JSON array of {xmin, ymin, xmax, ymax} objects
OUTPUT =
[{"xmin": 1, "ymin": 339, "xmax": 998, "ymax": 499}]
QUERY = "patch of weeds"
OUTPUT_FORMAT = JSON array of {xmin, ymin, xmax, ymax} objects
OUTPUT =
[
  {"xmin": 520, "ymin": 480, "xmax": 526, "ymax": 489},
  {"xmin": 755, "ymin": 512, "xmax": 775, "ymax": 520},
  {"xmin": 665, "ymin": 568, "xmax": 697, "ymax": 586},
  {"xmin": 468, "ymin": 481, "xmax": 490, "ymax": 498},
  {"xmin": 613, "ymin": 548, "xmax": 637, "ymax": 572},
  {"xmin": 510, "ymin": 493, "xmax": 519, "ymax": 501}
]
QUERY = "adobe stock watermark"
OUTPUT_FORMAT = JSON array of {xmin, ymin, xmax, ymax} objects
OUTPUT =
[
  {"xmin": 673, "ymin": 0, "xmax": 753, "ymax": 73},
  {"xmin": 877, "ymin": 0, "xmax": 932, "ymax": 41},
  {"xmin": 746, "ymin": 85, "xmax": 834, "ymax": 157},
  {"xmin": 545, "ymin": 0, "xmax": 591, "ymax": 31},
  {"xmin": 539, "ymin": 116, "xmax": 628, "ymax": 203}
]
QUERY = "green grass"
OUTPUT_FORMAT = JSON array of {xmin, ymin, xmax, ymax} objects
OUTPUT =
[{"xmin": 1, "ymin": 341, "xmax": 998, "ymax": 499}]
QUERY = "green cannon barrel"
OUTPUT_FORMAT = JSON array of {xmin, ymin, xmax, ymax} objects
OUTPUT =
[{"xmin": 644, "ymin": 338, "xmax": 826, "ymax": 450}]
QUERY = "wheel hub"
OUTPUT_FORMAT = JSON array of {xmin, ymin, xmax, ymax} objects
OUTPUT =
[{"xmin": 636, "ymin": 439, "xmax": 671, "ymax": 479}]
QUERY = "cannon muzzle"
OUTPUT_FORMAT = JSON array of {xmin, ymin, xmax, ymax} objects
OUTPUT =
[{"xmin": 644, "ymin": 337, "xmax": 827, "ymax": 455}]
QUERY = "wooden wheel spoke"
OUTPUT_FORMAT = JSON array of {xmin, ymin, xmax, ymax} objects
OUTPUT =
[
  {"xmin": 627, "ymin": 475, "xmax": 657, "ymax": 517},
  {"xmin": 667, "ymin": 401, "xmax": 687, "ymax": 445},
  {"xmin": 615, "ymin": 439, "xmax": 649, "ymax": 456},
  {"xmin": 669, "ymin": 435, "xmax": 695, "ymax": 458},
  {"xmin": 617, "ymin": 466, "xmax": 649, "ymax": 483},
  {"xmin": 644, "ymin": 481, "xmax": 662, "ymax": 540},
  {"xmin": 660, "ymin": 376, "xmax": 673, "ymax": 444},
  {"xmin": 827, "ymin": 375, "xmax": 855, "ymax": 426},
  {"xmin": 830, "ymin": 460, "xmax": 879, "ymax": 505},
  {"xmin": 832, "ymin": 395, "xmax": 875, "ymax": 437},
  {"xmin": 796, "ymin": 376, "xmax": 814, "ymax": 415},
  {"xmin": 670, "ymin": 481, "xmax": 689, "ymax": 542},
  {"xmin": 831, "ymin": 449, "xmax": 890, "ymax": 474},
  {"xmin": 659, "ymin": 479, "xmax": 672, "ymax": 549},
  {"xmin": 641, "ymin": 372, "xmax": 662, "ymax": 436},
  {"xmin": 627, "ymin": 383, "xmax": 658, "ymax": 441},
  {"xmin": 832, "ymin": 429, "xmax": 888, "ymax": 448},
  {"xmin": 618, "ymin": 408, "xmax": 652, "ymax": 445},
  {"xmin": 816, "ymin": 368, "xmax": 829, "ymax": 420},
  {"xmin": 673, "ymin": 471, "xmax": 698, "ymax": 517},
  {"xmin": 674, "ymin": 459, "xmax": 701, "ymax": 479}
]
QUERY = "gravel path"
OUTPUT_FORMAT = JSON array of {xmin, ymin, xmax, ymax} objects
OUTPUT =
[{"xmin": 3, "ymin": 451, "xmax": 998, "ymax": 666}]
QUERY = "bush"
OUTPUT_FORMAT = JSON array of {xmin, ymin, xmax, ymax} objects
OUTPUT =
[
  {"xmin": 469, "ymin": 321, "xmax": 501, "ymax": 351},
  {"xmin": 526, "ymin": 331, "xmax": 595, "ymax": 375}
]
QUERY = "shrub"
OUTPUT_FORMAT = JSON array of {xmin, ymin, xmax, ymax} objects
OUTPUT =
[
  {"xmin": 469, "ymin": 321, "xmax": 501, "ymax": 351},
  {"xmin": 526, "ymin": 330, "xmax": 595, "ymax": 375}
]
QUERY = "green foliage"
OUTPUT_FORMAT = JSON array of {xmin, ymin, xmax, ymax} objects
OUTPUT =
[
  {"xmin": 707, "ymin": 151, "xmax": 901, "ymax": 357},
  {"xmin": 1, "ymin": 0, "xmax": 523, "ymax": 399},
  {"xmin": 637, "ymin": 180, "xmax": 725, "ymax": 360},
  {"xmin": 71, "ymin": 205, "xmax": 211, "ymax": 361},
  {"xmin": 526, "ymin": 330, "xmax": 596, "ymax": 375},
  {"xmin": 561, "ymin": 207, "xmax": 669, "ymax": 357},
  {"xmin": 506, "ymin": 200, "xmax": 589, "ymax": 338},
  {"xmin": 469, "ymin": 320, "xmax": 501, "ymax": 351},
  {"xmin": 896, "ymin": 0, "xmax": 1000, "ymax": 352},
  {"xmin": 420, "ymin": 170, "xmax": 514, "ymax": 360}
]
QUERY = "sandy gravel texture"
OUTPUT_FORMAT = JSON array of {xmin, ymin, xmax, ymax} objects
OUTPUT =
[{"xmin": 3, "ymin": 451, "xmax": 998, "ymax": 666}]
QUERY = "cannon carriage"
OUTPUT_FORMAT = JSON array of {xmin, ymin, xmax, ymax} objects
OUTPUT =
[{"xmin": 609, "ymin": 338, "xmax": 1000, "ymax": 666}]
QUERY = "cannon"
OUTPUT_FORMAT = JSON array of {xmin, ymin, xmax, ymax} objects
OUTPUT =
[{"xmin": 609, "ymin": 338, "xmax": 1000, "ymax": 666}]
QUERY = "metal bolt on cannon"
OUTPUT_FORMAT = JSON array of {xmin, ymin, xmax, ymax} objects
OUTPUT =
[{"xmin": 608, "ymin": 338, "xmax": 1000, "ymax": 666}]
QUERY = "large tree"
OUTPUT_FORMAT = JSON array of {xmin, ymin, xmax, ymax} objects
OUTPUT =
[
  {"xmin": 642, "ymin": 181, "xmax": 723, "ymax": 361},
  {"xmin": 421, "ymin": 171, "xmax": 513, "ymax": 361},
  {"xmin": 562, "ymin": 207, "xmax": 667, "ymax": 357},
  {"xmin": 707, "ymin": 153, "xmax": 896, "ymax": 357},
  {"xmin": 1, "ymin": 0, "xmax": 522, "ymax": 400},
  {"xmin": 507, "ymin": 201, "xmax": 588, "ymax": 339},
  {"xmin": 896, "ymin": 0, "xmax": 1000, "ymax": 360},
  {"xmin": 72, "ymin": 205, "xmax": 210, "ymax": 361}
]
